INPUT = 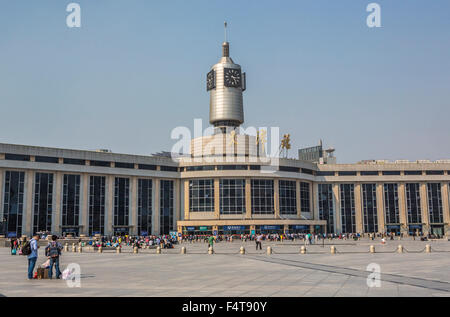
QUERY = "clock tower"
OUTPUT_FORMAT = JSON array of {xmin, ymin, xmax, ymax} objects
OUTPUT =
[{"xmin": 207, "ymin": 23, "xmax": 245, "ymax": 133}]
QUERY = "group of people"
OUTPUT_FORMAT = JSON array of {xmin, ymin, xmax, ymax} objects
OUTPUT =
[
  {"xmin": 87, "ymin": 235, "xmax": 177, "ymax": 249},
  {"xmin": 10, "ymin": 234, "xmax": 63, "ymax": 280}
]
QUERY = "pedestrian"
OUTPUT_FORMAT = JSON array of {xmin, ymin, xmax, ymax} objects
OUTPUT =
[
  {"xmin": 45, "ymin": 235, "xmax": 63, "ymax": 279},
  {"xmin": 207, "ymin": 235, "xmax": 215, "ymax": 250},
  {"xmin": 26, "ymin": 234, "xmax": 40, "ymax": 280},
  {"xmin": 255, "ymin": 234, "xmax": 263, "ymax": 250}
]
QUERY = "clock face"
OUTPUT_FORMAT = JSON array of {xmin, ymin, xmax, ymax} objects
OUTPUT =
[
  {"xmin": 206, "ymin": 70, "xmax": 215, "ymax": 91},
  {"xmin": 224, "ymin": 68, "xmax": 242, "ymax": 88}
]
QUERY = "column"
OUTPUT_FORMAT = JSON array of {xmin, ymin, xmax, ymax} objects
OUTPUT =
[
  {"xmin": 0, "ymin": 169, "xmax": 3, "ymax": 220},
  {"xmin": 274, "ymin": 179, "xmax": 279, "ymax": 218},
  {"xmin": 332, "ymin": 184, "xmax": 341, "ymax": 234},
  {"xmin": 312, "ymin": 182, "xmax": 319, "ymax": 220},
  {"xmin": 354, "ymin": 183, "xmax": 363, "ymax": 233},
  {"xmin": 245, "ymin": 178, "xmax": 252, "ymax": 219},
  {"xmin": 153, "ymin": 179, "xmax": 160, "ymax": 235},
  {"xmin": 130, "ymin": 176, "xmax": 138, "ymax": 235},
  {"xmin": 53, "ymin": 172, "xmax": 62, "ymax": 235},
  {"xmin": 441, "ymin": 182, "xmax": 450, "ymax": 236},
  {"xmin": 106, "ymin": 175, "xmax": 114, "ymax": 236},
  {"xmin": 24, "ymin": 170, "xmax": 34, "ymax": 237},
  {"xmin": 420, "ymin": 182, "xmax": 430, "ymax": 235},
  {"xmin": 184, "ymin": 179, "xmax": 189, "ymax": 220},
  {"xmin": 376, "ymin": 183, "xmax": 385, "ymax": 234},
  {"xmin": 214, "ymin": 178, "xmax": 220, "ymax": 219},
  {"xmin": 296, "ymin": 180, "xmax": 301, "ymax": 219},
  {"xmin": 80, "ymin": 174, "xmax": 89, "ymax": 236},
  {"xmin": 398, "ymin": 182, "xmax": 408, "ymax": 236},
  {"xmin": 174, "ymin": 179, "xmax": 181, "ymax": 230}
]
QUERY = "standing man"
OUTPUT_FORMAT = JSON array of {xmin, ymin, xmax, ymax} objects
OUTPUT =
[
  {"xmin": 45, "ymin": 235, "xmax": 63, "ymax": 279},
  {"xmin": 255, "ymin": 234, "xmax": 263, "ymax": 250},
  {"xmin": 27, "ymin": 234, "xmax": 40, "ymax": 279}
]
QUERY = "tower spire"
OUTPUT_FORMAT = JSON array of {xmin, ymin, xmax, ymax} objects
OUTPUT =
[
  {"xmin": 222, "ymin": 21, "xmax": 229, "ymax": 57},
  {"xmin": 224, "ymin": 21, "xmax": 227, "ymax": 42}
]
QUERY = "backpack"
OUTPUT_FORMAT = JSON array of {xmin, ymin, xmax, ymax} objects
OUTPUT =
[
  {"xmin": 47, "ymin": 242, "xmax": 60, "ymax": 258},
  {"xmin": 21, "ymin": 241, "xmax": 32, "ymax": 256}
]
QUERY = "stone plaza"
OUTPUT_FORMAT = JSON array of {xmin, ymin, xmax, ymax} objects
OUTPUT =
[{"xmin": 1, "ymin": 238, "xmax": 450, "ymax": 297}]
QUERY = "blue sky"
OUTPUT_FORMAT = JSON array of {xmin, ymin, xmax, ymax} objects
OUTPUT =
[{"xmin": 0, "ymin": 0, "xmax": 449, "ymax": 163}]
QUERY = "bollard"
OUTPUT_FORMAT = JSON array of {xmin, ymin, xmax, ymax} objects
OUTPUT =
[
  {"xmin": 425, "ymin": 244, "xmax": 431, "ymax": 253},
  {"xmin": 181, "ymin": 246, "xmax": 186, "ymax": 254},
  {"xmin": 397, "ymin": 245, "xmax": 404, "ymax": 253},
  {"xmin": 369, "ymin": 245, "xmax": 375, "ymax": 253},
  {"xmin": 300, "ymin": 246, "xmax": 306, "ymax": 254},
  {"xmin": 156, "ymin": 246, "xmax": 161, "ymax": 254},
  {"xmin": 208, "ymin": 246, "xmax": 214, "ymax": 255},
  {"xmin": 64, "ymin": 243, "xmax": 68, "ymax": 252},
  {"xmin": 133, "ymin": 246, "xmax": 138, "ymax": 254},
  {"xmin": 72, "ymin": 243, "xmax": 76, "ymax": 252},
  {"xmin": 78, "ymin": 246, "xmax": 82, "ymax": 253},
  {"xmin": 98, "ymin": 245, "xmax": 103, "ymax": 253},
  {"xmin": 116, "ymin": 246, "xmax": 121, "ymax": 254},
  {"xmin": 240, "ymin": 246, "xmax": 245, "ymax": 255},
  {"xmin": 330, "ymin": 246, "xmax": 336, "ymax": 254},
  {"xmin": 267, "ymin": 246, "xmax": 272, "ymax": 255}
]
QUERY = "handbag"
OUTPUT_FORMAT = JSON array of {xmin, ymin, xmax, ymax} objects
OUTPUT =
[{"xmin": 42, "ymin": 259, "xmax": 51, "ymax": 268}]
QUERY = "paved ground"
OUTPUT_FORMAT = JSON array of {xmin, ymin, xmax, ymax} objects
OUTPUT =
[{"xmin": 1, "ymin": 238, "xmax": 449, "ymax": 297}]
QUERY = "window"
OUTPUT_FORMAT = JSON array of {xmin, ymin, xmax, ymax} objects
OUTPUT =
[
  {"xmin": 316, "ymin": 171, "xmax": 335, "ymax": 176},
  {"xmin": 3, "ymin": 171, "xmax": 25, "ymax": 237},
  {"xmin": 160, "ymin": 166, "xmax": 177, "ymax": 172},
  {"xmin": 217, "ymin": 165, "xmax": 247, "ymax": 170},
  {"xmin": 219, "ymin": 179, "xmax": 245, "ymax": 214},
  {"xmin": 5, "ymin": 153, "xmax": 30, "ymax": 161},
  {"xmin": 300, "ymin": 182, "xmax": 311, "ymax": 213},
  {"xmin": 340, "ymin": 184, "xmax": 355, "ymax": 233},
  {"xmin": 360, "ymin": 171, "xmax": 378, "ymax": 176},
  {"xmin": 35, "ymin": 156, "xmax": 59, "ymax": 163},
  {"xmin": 278, "ymin": 166, "xmax": 299, "ymax": 173},
  {"xmin": 138, "ymin": 179, "xmax": 152, "ymax": 236},
  {"xmin": 382, "ymin": 171, "xmax": 401, "ymax": 176},
  {"xmin": 90, "ymin": 160, "xmax": 110, "ymax": 167},
  {"xmin": 406, "ymin": 183, "xmax": 421, "ymax": 224},
  {"xmin": 318, "ymin": 184, "xmax": 334, "ymax": 233},
  {"xmin": 249, "ymin": 165, "xmax": 261, "ymax": 170},
  {"xmin": 301, "ymin": 168, "xmax": 314, "ymax": 175},
  {"xmin": 279, "ymin": 180, "xmax": 297, "ymax": 215},
  {"xmin": 404, "ymin": 171, "xmax": 422, "ymax": 175},
  {"xmin": 114, "ymin": 178, "xmax": 130, "ymax": 226},
  {"xmin": 138, "ymin": 164, "xmax": 156, "ymax": 170},
  {"xmin": 384, "ymin": 184, "xmax": 399, "ymax": 224},
  {"xmin": 251, "ymin": 179, "xmax": 274, "ymax": 214},
  {"xmin": 189, "ymin": 179, "xmax": 214, "ymax": 212},
  {"xmin": 425, "ymin": 170, "xmax": 444, "ymax": 175},
  {"xmin": 89, "ymin": 176, "xmax": 105, "ymax": 236},
  {"xmin": 33, "ymin": 173, "xmax": 53, "ymax": 234},
  {"xmin": 160, "ymin": 180, "xmax": 174, "ymax": 234},
  {"xmin": 115, "ymin": 162, "xmax": 135, "ymax": 169},
  {"xmin": 362, "ymin": 184, "xmax": 378, "ymax": 233},
  {"xmin": 427, "ymin": 183, "xmax": 443, "ymax": 223},
  {"xmin": 338, "ymin": 171, "xmax": 357, "ymax": 176},
  {"xmin": 186, "ymin": 166, "xmax": 215, "ymax": 172},
  {"xmin": 62, "ymin": 174, "xmax": 80, "ymax": 228},
  {"xmin": 63, "ymin": 158, "xmax": 85, "ymax": 165}
]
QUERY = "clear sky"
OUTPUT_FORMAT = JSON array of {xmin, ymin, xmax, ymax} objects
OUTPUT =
[{"xmin": 1, "ymin": 0, "xmax": 449, "ymax": 163}]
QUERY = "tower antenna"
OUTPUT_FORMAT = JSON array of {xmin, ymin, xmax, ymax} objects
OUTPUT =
[{"xmin": 224, "ymin": 21, "xmax": 228, "ymax": 42}]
